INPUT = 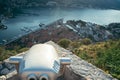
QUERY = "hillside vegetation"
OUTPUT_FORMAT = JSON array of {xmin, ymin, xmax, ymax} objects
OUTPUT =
[
  {"xmin": 0, "ymin": 37, "xmax": 120, "ymax": 79},
  {"xmin": 0, "ymin": 46, "xmax": 29, "ymax": 61},
  {"xmin": 58, "ymin": 38, "xmax": 120, "ymax": 79}
]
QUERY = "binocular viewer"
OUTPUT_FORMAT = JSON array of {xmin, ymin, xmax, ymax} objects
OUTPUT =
[{"xmin": 9, "ymin": 44, "xmax": 71, "ymax": 80}]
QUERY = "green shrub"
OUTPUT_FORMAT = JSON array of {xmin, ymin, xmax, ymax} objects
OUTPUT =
[
  {"xmin": 81, "ymin": 38, "xmax": 92, "ymax": 45},
  {"xmin": 70, "ymin": 41, "xmax": 82, "ymax": 48},
  {"xmin": 58, "ymin": 38, "xmax": 72, "ymax": 48},
  {"xmin": 0, "ymin": 45, "xmax": 28, "ymax": 61},
  {"xmin": 18, "ymin": 47, "xmax": 29, "ymax": 53}
]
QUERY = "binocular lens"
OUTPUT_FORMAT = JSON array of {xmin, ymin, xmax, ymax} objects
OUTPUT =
[
  {"xmin": 29, "ymin": 78, "xmax": 36, "ymax": 80},
  {"xmin": 27, "ymin": 74, "xmax": 49, "ymax": 80},
  {"xmin": 39, "ymin": 74, "xmax": 49, "ymax": 80},
  {"xmin": 40, "ymin": 77, "xmax": 47, "ymax": 80},
  {"xmin": 28, "ymin": 74, "xmax": 37, "ymax": 80}
]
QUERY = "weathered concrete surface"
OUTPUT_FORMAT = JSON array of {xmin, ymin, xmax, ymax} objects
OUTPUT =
[
  {"xmin": 47, "ymin": 41, "xmax": 117, "ymax": 80},
  {"xmin": 0, "ymin": 41, "xmax": 118, "ymax": 80}
]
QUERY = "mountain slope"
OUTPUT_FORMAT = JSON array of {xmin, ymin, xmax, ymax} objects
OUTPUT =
[
  {"xmin": 0, "ymin": 0, "xmax": 120, "ymax": 20},
  {"xmin": 54, "ymin": 0, "xmax": 120, "ymax": 9}
]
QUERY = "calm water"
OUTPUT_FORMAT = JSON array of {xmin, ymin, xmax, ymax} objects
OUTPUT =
[{"xmin": 0, "ymin": 8, "xmax": 120, "ymax": 44}]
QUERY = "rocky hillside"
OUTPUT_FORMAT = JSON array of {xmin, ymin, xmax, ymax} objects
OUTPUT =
[
  {"xmin": 0, "ymin": 0, "xmax": 50, "ymax": 20},
  {"xmin": 66, "ymin": 20, "xmax": 120, "ymax": 41},
  {"xmin": 107, "ymin": 23, "xmax": 120, "ymax": 39},
  {"xmin": 6, "ymin": 19, "xmax": 81, "ymax": 47},
  {"xmin": 5, "ymin": 19, "xmax": 120, "ymax": 48},
  {"xmin": 55, "ymin": 0, "xmax": 120, "ymax": 9},
  {"xmin": 0, "ymin": 0, "xmax": 120, "ymax": 9}
]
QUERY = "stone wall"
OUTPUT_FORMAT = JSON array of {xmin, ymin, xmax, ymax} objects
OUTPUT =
[{"xmin": 0, "ymin": 41, "xmax": 118, "ymax": 80}]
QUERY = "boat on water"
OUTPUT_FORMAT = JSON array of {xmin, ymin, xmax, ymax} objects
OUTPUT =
[
  {"xmin": 2, "ymin": 39, "xmax": 8, "ymax": 44},
  {"xmin": 0, "ymin": 24, "xmax": 7, "ymax": 30},
  {"xmin": 39, "ymin": 23, "xmax": 45, "ymax": 27},
  {"xmin": 20, "ymin": 27, "xmax": 32, "ymax": 32}
]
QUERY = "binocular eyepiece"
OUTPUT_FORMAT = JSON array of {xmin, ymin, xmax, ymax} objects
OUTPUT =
[
  {"xmin": 9, "ymin": 44, "xmax": 71, "ymax": 80},
  {"xmin": 39, "ymin": 74, "xmax": 49, "ymax": 80},
  {"xmin": 28, "ymin": 74, "xmax": 37, "ymax": 80},
  {"xmin": 28, "ymin": 74, "xmax": 49, "ymax": 80}
]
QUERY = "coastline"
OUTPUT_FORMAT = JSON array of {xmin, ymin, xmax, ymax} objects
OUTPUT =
[{"xmin": 1, "ymin": 19, "xmax": 63, "ymax": 45}]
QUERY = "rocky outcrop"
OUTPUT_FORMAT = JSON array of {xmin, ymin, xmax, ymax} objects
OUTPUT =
[
  {"xmin": 0, "ymin": 62, "xmax": 15, "ymax": 76},
  {"xmin": 66, "ymin": 20, "xmax": 120, "ymax": 41},
  {"xmin": 107, "ymin": 23, "xmax": 120, "ymax": 39}
]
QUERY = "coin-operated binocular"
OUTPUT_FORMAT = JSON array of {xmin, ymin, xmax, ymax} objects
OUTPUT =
[{"xmin": 9, "ymin": 44, "xmax": 71, "ymax": 80}]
